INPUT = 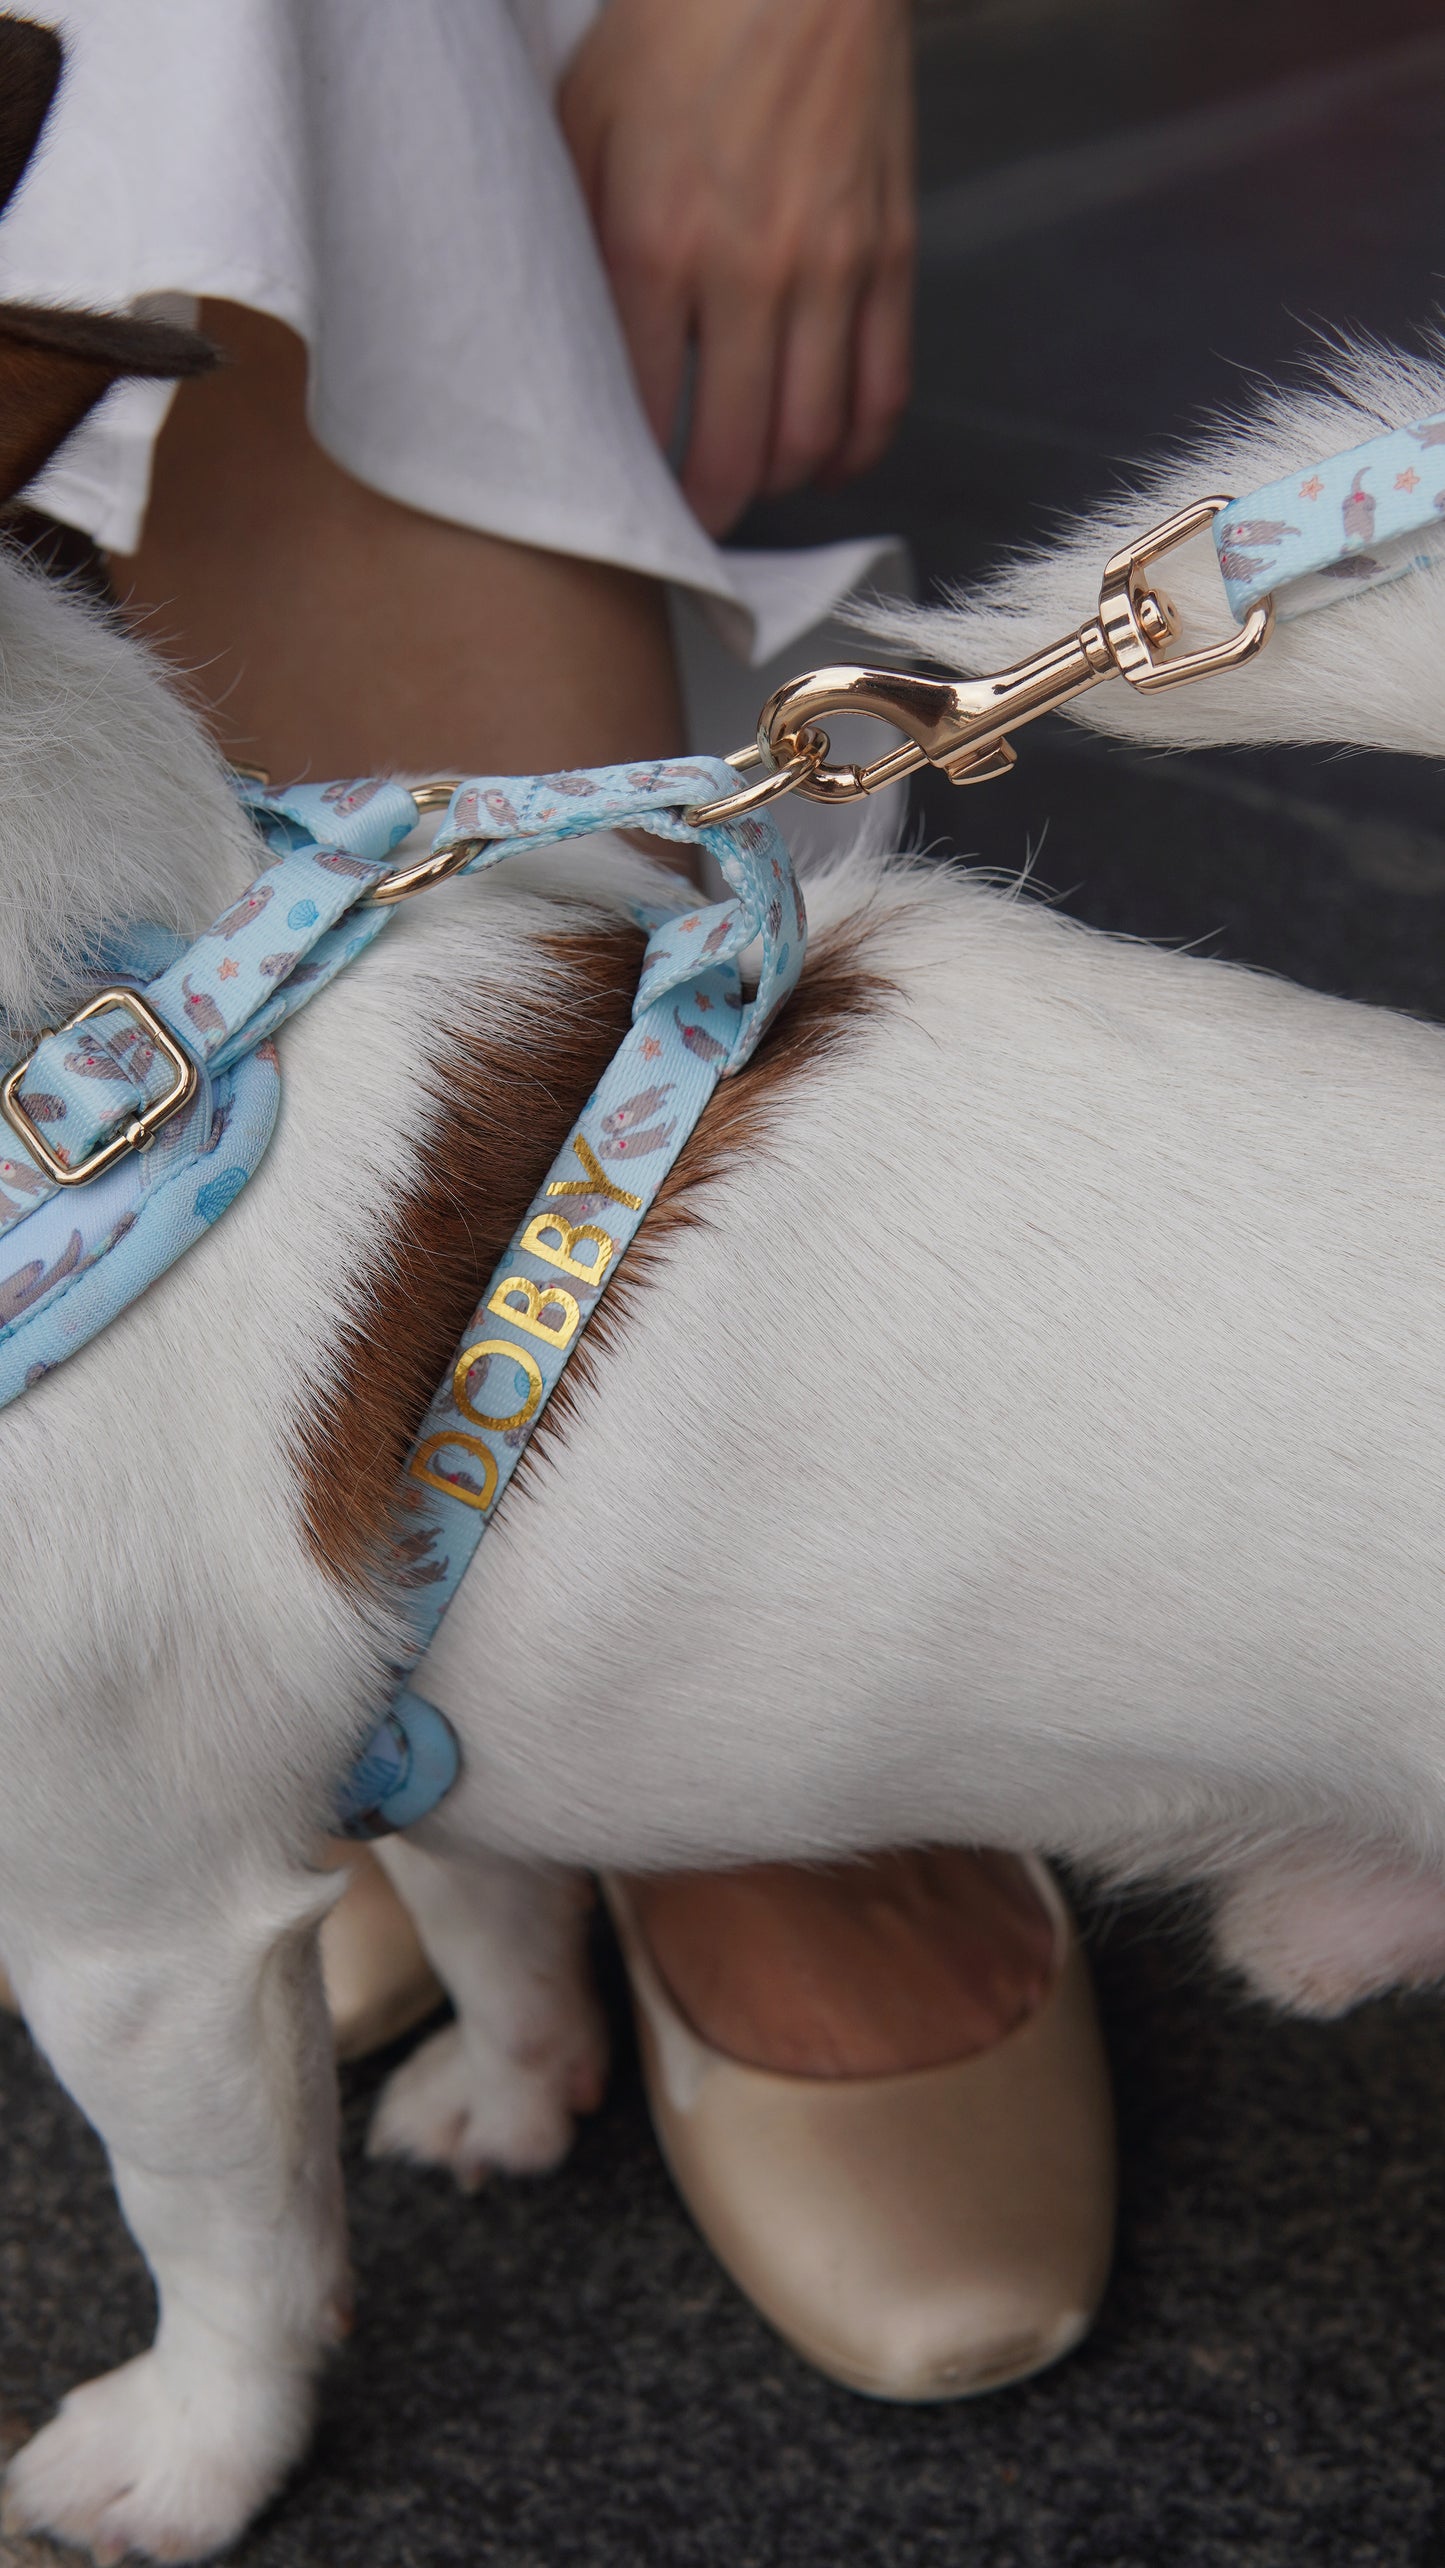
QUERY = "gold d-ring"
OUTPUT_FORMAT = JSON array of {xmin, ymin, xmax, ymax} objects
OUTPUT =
[
  {"xmin": 684, "ymin": 733, "xmax": 826, "ymax": 828},
  {"xmin": 363, "ymin": 780, "xmax": 470, "ymax": 902}
]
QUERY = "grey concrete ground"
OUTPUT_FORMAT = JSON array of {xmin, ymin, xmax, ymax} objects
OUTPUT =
[{"xmin": 7, "ymin": 6, "xmax": 1445, "ymax": 2562}]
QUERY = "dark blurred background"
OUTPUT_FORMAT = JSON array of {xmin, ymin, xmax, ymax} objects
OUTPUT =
[
  {"xmin": 8, "ymin": 9, "xmax": 1445, "ymax": 2564},
  {"xmin": 749, "ymin": 0, "xmax": 1445, "ymax": 1022}
]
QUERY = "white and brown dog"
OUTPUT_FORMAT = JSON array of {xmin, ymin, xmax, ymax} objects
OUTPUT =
[{"xmin": 5, "ymin": 64, "xmax": 1445, "ymax": 2568}]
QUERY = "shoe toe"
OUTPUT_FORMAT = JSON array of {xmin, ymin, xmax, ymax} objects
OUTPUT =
[{"xmin": 608, "ymin": 1869, "xmax": 1115, "ymax": 2402}]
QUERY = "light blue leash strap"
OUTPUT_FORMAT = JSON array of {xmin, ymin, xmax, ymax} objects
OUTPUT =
[{"xmin": 1216, "ymin": 406, "xmax": 1445, "ymax": 625}]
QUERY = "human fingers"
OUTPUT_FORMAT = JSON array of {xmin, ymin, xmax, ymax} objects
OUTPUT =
[
  {"xmin": 603, "ymin": 233, "xmax": 693, "ymax": 454},
  {"xmin": 824, "ymin": 255, "xmax": 913, "ymax": 487},
  {"xmin": 762, "ymin": 265, "xmax": 861, "ymax": 500},
  {"xmin": 559, "ymin": 67, "xmax": 691, "ymax": 451},
  {"xmin": 681, "ymin": 280, "xmax": 784, "ymax": 537}
]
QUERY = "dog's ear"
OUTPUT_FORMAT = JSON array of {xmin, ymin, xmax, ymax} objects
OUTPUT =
[
  {"xmin": 0, "ymin": 17, "xmax": 62, "ymax": 220},
  {"xmin": 0, "ymin": 18, "xmax": 218, "ymax": 508},
  {"xmin": 0, "ymin": 304, "xmax": 218, "ymax": 505}
]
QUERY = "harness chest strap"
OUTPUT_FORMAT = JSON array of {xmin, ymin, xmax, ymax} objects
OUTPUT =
[{"xmin": 332, "ymin": 763, "xmax": 805, "ymax": 1834}]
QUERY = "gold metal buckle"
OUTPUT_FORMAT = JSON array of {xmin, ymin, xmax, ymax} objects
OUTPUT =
[
  {"xmin": 1, "ymin": 988, "xmax": 199, "ymax": 1186},
  {"xmin": 686, "ymin": 496, "xmax": 1273, "ymax": 827}
]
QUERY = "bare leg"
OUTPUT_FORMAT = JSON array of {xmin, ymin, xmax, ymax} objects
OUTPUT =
[{"xmin": 115, "ymin": 301, "xmax": 684, "ymax": 779}]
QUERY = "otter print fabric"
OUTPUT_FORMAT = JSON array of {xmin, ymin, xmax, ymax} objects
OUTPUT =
[
  {"xmin": 376, "ymin": 758, "xmax": 805, "ymax": 1690},
  {"xmin": 0, "ymin": 780, "xmax": 419, "ymax": 1405},
  {"xmin": 0, "ymin": 779, "xmax": 417, "ymax": 1229},
  {"xmin": 0, "ymin": 752, "xmax": 804, "ymax": 1830},
  {"xmin": 1216, "ymin": 410, "xmax": 1445, "ymax": 623},
  {"xmin": 0, "ymin": 756, "xmax": 801, "ymax": 1417}
]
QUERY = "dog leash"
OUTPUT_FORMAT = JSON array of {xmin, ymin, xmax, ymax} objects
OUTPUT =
[
  {"xmin": 1214, "ymin": 409, "xmax": 1445, "ymax": 623},
  {"xmin": 687, "ymin": 399, "xmax": 1445, "ymax": 837},
  {"xmin": 2, "ymin": 406, "xmax": 1439, "ymax": 1832}
]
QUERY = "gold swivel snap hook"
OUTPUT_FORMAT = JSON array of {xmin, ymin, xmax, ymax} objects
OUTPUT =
[{"xmin": 685, "ymin": 494, "xmax": 1273, "ymax": 831}]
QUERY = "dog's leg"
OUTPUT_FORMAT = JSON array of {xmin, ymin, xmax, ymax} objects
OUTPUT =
[
  {"xmin": 2, "ymin": 1873, "xmax": 346, "ymax": 2566},
  {"xmin": 1213, "ymin": 1836, "xmax": 1445, "ymax": 2016},
  {"xmin": 368, "ymin": 1840, "xmax": 607, "ymax": 2187}
]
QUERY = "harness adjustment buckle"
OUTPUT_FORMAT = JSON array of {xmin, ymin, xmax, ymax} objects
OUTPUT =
[{"xmin": 2, "ymin": 988, "xmax": 200, "ymax": 1185}]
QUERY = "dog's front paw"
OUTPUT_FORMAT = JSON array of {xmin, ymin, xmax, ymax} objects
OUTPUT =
[
  {"xmin": 2, "ymin": 2349, "xmax": 310, "ymax": 2564},
  {"xmin": 368, "ymin": 2010, "xmax": 607, "ymax": 2188}
]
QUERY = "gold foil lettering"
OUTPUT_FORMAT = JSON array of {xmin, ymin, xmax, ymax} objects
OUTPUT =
[
  {"xmin": 520, "ymin": 1211, "xmax": 616, "ymax": 1285},
  {"xmin": 452, "ymin": 1337, "xmax": 544, "ymax": 1431},
  {"xmin": 409, "ymin": 1429, "xmax": 498, "ymax": 1513},
  {"xmin": 545, "ymin": 1132, "xmax": 643, "ymax": 1213},
  {"xmin": 486, "ymin": 1273, "xmax": 581, "ymax": 1349}
]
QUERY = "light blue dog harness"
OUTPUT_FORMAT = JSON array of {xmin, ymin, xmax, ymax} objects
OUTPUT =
[
  {"xmin": 0, "ymin": 757, "xmax": 803, "ymax": 1834},
  {"xmin": 2, "ymin": 407, "xmax": 1440, "ymax": 1837}
]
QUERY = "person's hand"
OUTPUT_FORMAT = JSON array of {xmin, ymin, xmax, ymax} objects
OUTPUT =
[{"xmin": 558, "ymin": 0, "xmax": 915, "ymax": 537}]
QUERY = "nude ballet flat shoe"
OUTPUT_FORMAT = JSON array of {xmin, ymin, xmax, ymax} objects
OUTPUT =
[{"xmin": 604, "ymin": 1861, "xmax": 1115, "ymax": 2400}]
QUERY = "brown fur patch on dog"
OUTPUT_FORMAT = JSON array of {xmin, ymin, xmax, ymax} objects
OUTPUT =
[
  {"xmin": 530, "ymin": 929, "xmax": 892, "ymax": 1463},
  {"xmin": 297, "ymin": 911, "xmax": 891, "ymax": 1594}
]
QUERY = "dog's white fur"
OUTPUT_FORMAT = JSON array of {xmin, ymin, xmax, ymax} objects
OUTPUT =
[{"xmin": 6, "ymin": 342, "xmax": 1445, "ymax": 2555}]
